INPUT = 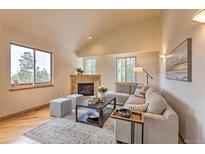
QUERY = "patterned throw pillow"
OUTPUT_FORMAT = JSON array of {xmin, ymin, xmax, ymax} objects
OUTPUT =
[{"xmin": 124, "ymin": 103, "xmax": 149, "ymax": 112}]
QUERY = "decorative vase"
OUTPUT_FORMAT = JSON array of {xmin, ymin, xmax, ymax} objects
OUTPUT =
[{"xmin": 97, "ymin": 92, "xmax": 105, "ymax": 99}]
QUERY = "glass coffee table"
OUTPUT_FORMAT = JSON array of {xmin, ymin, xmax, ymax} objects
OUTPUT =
[{"xmin": 75, "ymin": 97, "xmax": 116, "ymax": 128}]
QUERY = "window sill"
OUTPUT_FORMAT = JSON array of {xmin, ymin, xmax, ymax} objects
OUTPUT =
[{"xmin": 9, "ymin": 84, "xmax": 54, "ymax": 91}]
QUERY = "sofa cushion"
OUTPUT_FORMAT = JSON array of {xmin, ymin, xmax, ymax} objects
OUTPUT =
[
  {"xmin": 105, "ymin": 92, "xmax": 129, "ymax": 105},
  {"xmin": 124, "ymin": 103, "xmax": 149, "ymax": 112},
  {"xmin": 115, "ymin": 83, "xmax": 131, "ymax": 94},
  {"xmin": 125, "ymin": 95, "xmax": 145, "ymax": 105},
  {"xmin": 146, "ymin": 94, "xmax": 167, "ymax": 115},
  {"xmin": 145, "ymin": 87, "xmax": 157, "ymax": 98}
]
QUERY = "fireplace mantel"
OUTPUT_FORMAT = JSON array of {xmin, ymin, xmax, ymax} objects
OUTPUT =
[
  {"xmin": 70, "ymin": 74, "xmax": 101, "ymax": 77},
  {"xmin": 70, "ymin": 74, "xmax": 101, "ymax": 96}
]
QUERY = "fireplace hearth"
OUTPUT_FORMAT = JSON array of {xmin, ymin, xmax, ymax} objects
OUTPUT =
[{"xmin": 78, "ymin": 83, "xmax": 94, "ymax": 96}]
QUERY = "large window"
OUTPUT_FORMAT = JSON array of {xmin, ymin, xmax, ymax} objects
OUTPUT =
[
  {"xmin": 10, "ymin": 43, "xmax": 52, "ymax": 86},
  {"xmin": 84, "ymin": 59, "xmax": 96, "ymax": 74},
  {"xmin": 116, "ymin": 57, "xmax": 136, "ymax": 82}
]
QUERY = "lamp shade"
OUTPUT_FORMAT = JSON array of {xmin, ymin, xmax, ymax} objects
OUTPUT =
[
  {"xmin": 192, "ymin": 10, "xmax": 205, "ymax": 23},
  {"xmin": 133, "ymin": 66, "xmax": 143, "ymax": 72},
  {"xmin": 159, "ymin": 54, "xmax": 166, "ymax": 59}
]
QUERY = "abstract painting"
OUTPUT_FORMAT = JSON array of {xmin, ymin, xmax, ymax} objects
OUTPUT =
[{"xmin": 166, "ymin": 38, "xmax": 192, "ymax": 81}]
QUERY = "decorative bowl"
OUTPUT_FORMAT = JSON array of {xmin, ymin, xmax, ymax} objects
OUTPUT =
[
  {"xmin": 87, "ymin": 112, "xmax": 99, "ymax": 120},
  {"xmin": 118, "ymin": 108, "xmax": 132, "ymax": 118}
]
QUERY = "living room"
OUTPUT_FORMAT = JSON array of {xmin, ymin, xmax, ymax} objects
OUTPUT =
[{"xmin": 0, "ymin": 1, "xmax": 205, "ymax": 151}]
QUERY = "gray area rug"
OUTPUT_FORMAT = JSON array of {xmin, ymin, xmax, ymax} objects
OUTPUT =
[{"xmin": 24, "ymin": 110, "xmax": 116, "ymax": 144}]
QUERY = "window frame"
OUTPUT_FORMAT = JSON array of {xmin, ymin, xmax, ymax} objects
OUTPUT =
[
  {"xmin": 83, "ymin": 58, "xmax": 96, "ymax": 74},
  {"xmin": 10, "ymin": 42, "xmax": 53, "ymax": 87},
  {"xmin": 116, "ymin": 56, "xmax": 136, "ymax": 83}
]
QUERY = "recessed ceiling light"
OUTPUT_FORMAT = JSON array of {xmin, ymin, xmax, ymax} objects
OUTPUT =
[
  {"xmin": 88, "ymin": 36, "xmax": 93, "ymax": 40},
  {"xmin": 192, "ymin": 9, "xmax": 205, "ymax": 23}
]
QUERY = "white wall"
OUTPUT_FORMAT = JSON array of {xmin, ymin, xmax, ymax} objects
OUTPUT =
[
  {"xmin": 0, "ymin": 26, "xmax": 78, "ymax": 117},
  {"xmin": 83, "ymin": 51, "xmax": 159, "ymax": 91},
  {"xmin": 160, "ymin": 9, "xmax": 205, "ymax": 143},
  {"xmin": 78, "ymin": 18, "xmax": 160, "ymax": 57},
  {"xmin": 0, "ymin": 19, "xmax": 3, "ymax": 116}
]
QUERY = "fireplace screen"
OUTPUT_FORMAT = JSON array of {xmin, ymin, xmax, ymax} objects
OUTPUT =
[{"xmin": 78, "ymin": 83, "xmax": 94, "ymax": 96}]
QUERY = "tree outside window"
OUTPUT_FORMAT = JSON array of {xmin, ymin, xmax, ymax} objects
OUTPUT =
[
  {"xmin": 116, "ymin": 57, "xmax": 136, "ymax": 82},
  {"xmin": 84, "ymin": 59, "xmax": 96, "ymax": 74}
]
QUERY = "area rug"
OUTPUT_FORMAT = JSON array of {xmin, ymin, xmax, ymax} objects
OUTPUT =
[{"xmin": 24, "ymin": 111, "xmax": 116, "ymax": 144}]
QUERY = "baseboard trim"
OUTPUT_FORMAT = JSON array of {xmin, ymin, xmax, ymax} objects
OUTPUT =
[
  {"xmin": 0, "ymin": 103, "xmax": 49, "ymax": 121},
  {"xmin": 179, "ymin": 133, "xmax": 186, "ymax": 144}
]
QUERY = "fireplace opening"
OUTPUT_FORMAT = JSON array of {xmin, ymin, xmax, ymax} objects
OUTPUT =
[{"xmin": 78, "ymin": 83, "xmax": 94, "ymax": 96}]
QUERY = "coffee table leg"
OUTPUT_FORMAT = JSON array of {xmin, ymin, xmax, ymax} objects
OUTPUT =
[
  {"xmin": 113, "ymin": 98, "xmax": 116, "ymax": 110},
  {"xmin": 75, "ymin": 105, "xmax": 78, "ymax": 122},
  {"xmin": 131, "ymin": 122, "xmax": 135, "ymax": 144},
  {"xmin": 99, "ymin": 109, "xmax": 103, "ymax": 128}
]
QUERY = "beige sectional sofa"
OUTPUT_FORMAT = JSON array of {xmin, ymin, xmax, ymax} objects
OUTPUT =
[
  {"xmin": 106, "ymin": 83, "xmax": 179, "ymax": 144},
  {"xmin": 106, "ymin": 82, "xmax": 142, "ymax": 106}
]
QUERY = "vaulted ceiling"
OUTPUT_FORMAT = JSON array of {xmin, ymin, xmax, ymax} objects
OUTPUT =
[{"xmin": 0, "ymin": 9, "xmax": 162, "ymax": 52}]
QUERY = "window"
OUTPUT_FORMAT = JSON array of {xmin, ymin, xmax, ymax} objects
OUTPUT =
[
  {"xmin": 116, "ymin": 57, "xmax": 136, "ymax": 82},
  {"xmin": 84, "ymin": 59, "xmax": 96, "ymax": 74},
  {"xmin": 35, "ymin": 50, "xmax": 51, "ymax": 83},
  {"xmin": 10, "ymin": 43, "xmax": 52, "ymax": 86}
]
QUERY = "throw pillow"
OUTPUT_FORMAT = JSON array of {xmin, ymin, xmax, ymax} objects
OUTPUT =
[
  {"xmin": 145, "ymin": 91, "xmax": 158, "ymax": 104},
  {"xmin": 145, "ymin": 87, "xmax": 157, "ymax": 98},
  {"xmin": 134, "ymin": 88, "xmax": 140, "ymax": 95},
  {"xmin": 146, "ymin": 95, "xmax": 167, "ymax": 115},
  {"xmin": 131, "ymin": 84, "xmax": 138, "ymax": 94},
  {"xmin": 131, "ymin": 85, "xmax": 149, "ymax": 95},
  {"xmin": 134, "ymin": 88, "xmax": 145, "ymax": 98},
  {"xmin": 124, "ymin": 103, "xmax": 149, "ymax": 112},
  {"xmin": 140, "ymin": 85, "xmax": 149, "ymax": 91}
]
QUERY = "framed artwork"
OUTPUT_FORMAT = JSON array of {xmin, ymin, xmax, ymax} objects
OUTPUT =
[{"xmin": 166, "ymin": 38, "xmax": 192, "ymax": 82}]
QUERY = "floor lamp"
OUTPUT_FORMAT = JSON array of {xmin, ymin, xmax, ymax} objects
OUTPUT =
[{"xmin": 133, "ymin": 64, "xmax": 153, "ymax": 85}]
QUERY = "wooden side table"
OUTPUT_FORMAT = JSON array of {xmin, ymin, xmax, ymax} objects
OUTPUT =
[{"xmin": 111, "ymin": 109, "xmax": 144, "ymax": 144}]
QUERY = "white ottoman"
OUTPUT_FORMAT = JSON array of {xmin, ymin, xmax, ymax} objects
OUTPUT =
[
  {"xmin": 66, "ymin": 94, "xmax": 84, "ymax": 109},
  {"xmin": 50, "ymin": 98, "xmax": 72, "ymax": 117}
]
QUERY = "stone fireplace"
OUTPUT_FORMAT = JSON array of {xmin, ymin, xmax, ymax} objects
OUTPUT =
[{"xmin": 70, "ymin": 74, "xmax": 101, "ymax": 96}]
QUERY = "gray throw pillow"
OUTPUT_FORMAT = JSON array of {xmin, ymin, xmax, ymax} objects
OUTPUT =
[
  {"xmin": 134, "ymin": 88, "xmax": 145, "ymax": 98},
  {"xmin": 146, "ymin": 95, "xmax": 167, "ymax": 115},
  {"xmin": 131, "ymin": 84, "xmax": 138, "ymax": 94},
  {"xmin": 134, "ymin": 88, "xmax": 140, "ymax": 95}
]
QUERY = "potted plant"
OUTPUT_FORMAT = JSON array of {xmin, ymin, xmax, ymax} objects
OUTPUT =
[
  {"xmin": 76, "ymin": 67, "xmax": 84, "ymax": 75},
  {"xmin": 97, "ymin": 86, "xmax": 108, "ymax": 99}
]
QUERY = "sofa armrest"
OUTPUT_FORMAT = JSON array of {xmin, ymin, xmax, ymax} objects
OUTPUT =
[
  {"xmin": 143, "ymin": 111, "xmax": 178, "ymax": 143},
  {"xmin": 143, "ymin": 112, "xmax": 165, "ymax": 121}
]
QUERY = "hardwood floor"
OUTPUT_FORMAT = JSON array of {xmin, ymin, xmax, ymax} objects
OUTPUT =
[
  {"xmin": 0, "ymin": 105, "xmax": 53, "ymax": 144},
  {"xmin": 0, "ymin": 105, "xmax": 184, "ymax": 144}
]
